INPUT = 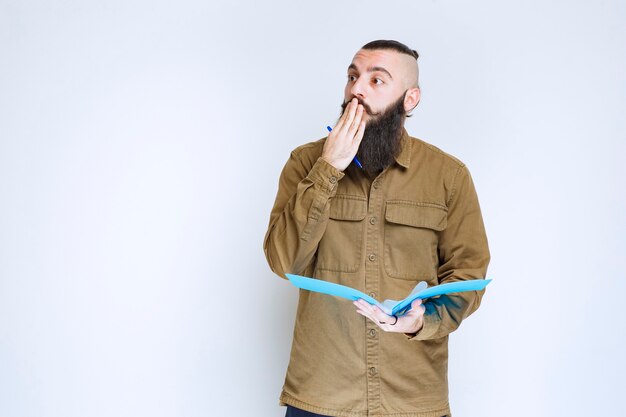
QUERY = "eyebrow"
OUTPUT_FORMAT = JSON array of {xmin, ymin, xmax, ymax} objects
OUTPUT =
[{"xmin": 348, "ymin": 63, "xmax": 393, "ymax": 80}]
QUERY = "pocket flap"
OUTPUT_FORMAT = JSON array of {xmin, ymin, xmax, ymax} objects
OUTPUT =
[
  {"xmin": 385, "ymin": 201, "xmax": 447, "ymax": 231},
  {"xmin": 329, "ymin": 195, "xmax": 367, "ymax": 221}
]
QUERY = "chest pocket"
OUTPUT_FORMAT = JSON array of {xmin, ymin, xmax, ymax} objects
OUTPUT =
[
  {"xmin": 316, "ymin": 195, "xmax": 367, "ymax": 273},
  {"xmin": 383, "ymin": 201, "xmax": 448, "ymax": 281}
]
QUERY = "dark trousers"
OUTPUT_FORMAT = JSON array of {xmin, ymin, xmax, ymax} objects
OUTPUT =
[
  {"xmin": 285, "ymin": 405, "xmax": 448, "ymax": 417},
  {"xmin": 285, "ymin": 405, "xmax": 332, "ymax": 417}
]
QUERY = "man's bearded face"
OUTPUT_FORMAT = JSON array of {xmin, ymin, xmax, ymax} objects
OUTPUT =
[{"xmin": 340, "ymin": 91, "xmax": 408, "ymax": 174}]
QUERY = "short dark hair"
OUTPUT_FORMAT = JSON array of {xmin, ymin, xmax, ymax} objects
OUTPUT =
[{"xmin": 361, "ymin": 39, "xmax": 419, "ymax": 61}]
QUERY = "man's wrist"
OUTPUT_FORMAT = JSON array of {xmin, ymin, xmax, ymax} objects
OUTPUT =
[{"xmin": 321, "ymin": 155, "xmax": 342, "ymax": 172}]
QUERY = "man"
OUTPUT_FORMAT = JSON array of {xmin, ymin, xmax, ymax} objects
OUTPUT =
[{"xmin": 263, "ymin": 40, "xmax": 490, "ymax": 417}]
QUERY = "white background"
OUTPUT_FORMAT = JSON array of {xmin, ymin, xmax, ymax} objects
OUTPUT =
[{"xmin": 1, "ymin": 1, "xmax": 624, "ymax": 416}]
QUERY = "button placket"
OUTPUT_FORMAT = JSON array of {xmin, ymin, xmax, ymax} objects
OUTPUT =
[{"xmin": 364, "ymin": 174, "xmax": 383, "ymax": 413}]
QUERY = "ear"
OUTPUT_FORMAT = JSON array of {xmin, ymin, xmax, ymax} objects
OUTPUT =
[{"xmin": 404, "ymin": 87, "xmax": 421, "ymax": 114}]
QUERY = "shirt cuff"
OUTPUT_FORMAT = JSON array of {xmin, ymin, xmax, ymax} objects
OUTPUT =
[{"xmin": 306, "ymin": 157, "xmax": 345, "ymax": 195}]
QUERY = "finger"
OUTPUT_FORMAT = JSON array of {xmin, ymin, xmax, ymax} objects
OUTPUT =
[
  {"xmin": 336, "ymin": 98, "xmax": 359, "ymax": 132},
  {"xmin": 353, "ymin": 299, "xmax": 366, "ymax": 310},
  {"xmin": 356, "ymin": 308, "xmax": 372, "ymax": 319},
  {"xmin": 408, "ymin": 299, "xmax": 425, "ymax": 316},
  {"xmin": 357, "ymin": 301, "xmax": 390, "ymax": 323},
  {"xmin": 354, "ymin": 301, "xmax": 385, "ymax": 325},
  {"xmin": 354, "ymin": 306, "xmax": 375, "ymax": 322},
  {"xmin": 357, "ymin": 310, "xmax": 387, "ymax": 328},
  {"xmin": 334, "ymin": 101, "xmax": 351, "ymax": 131},
  {"xmin": 371, "ymin": 306, "xmax": 394, "ymax": 323},
  {"xmin": 411, "ymin": 298, "xmax": 423, "ymax": 307},
  {"xmin": 354, "ymin": 300, "xmax": 392, "ymax": 328},
  {"xmin": 357, "ymin": 300, "xmax": 395, "ymax": 327},
  {"xmin": 341, "ymin": 98, "xmax": 358, "ymax": 134},
  {"xmin": 348, "ymin": 104, "xmax": 364, "ymax": 137},
  {"xmin": 351, "ymin": 120, "xmax": 366, "ymax": 151},
  {"xmin": 354, "ymin": 299, "xmax": 373, "ymax": 315},
  {"xmin": 358, "ymin": 299, "xmax": 378, "ymax": 315}
]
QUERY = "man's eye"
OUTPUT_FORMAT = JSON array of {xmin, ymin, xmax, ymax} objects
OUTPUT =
[
  {"xmin": 348, "ymin": 75, "xmax": 357, "ymax": 82},
  {"xmin": 373, "ymin": 78, "xmax": 383, "ymax": 85}
]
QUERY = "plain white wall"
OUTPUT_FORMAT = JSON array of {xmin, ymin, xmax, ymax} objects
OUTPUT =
[{"xmin": 1, "ymin": 1, "xmax": 624, "ymax": 416}]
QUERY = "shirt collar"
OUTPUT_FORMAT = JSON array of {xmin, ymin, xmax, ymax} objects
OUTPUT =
[{"xmin": 394, "ymin": 127, "xmax": 412, "ymax": 169}]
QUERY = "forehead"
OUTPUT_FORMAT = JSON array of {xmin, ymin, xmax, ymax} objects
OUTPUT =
[{"xmin": 349, "ymin": 49, "xmax": 401, "ymax": 74}]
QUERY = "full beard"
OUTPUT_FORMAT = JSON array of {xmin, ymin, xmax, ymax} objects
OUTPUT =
[{"xmin": 340, "ymin": 92, "xmax": 407, "ymax": 175}]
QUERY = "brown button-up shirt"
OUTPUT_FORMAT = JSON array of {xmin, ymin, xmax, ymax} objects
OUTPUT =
[{"xmin": 263, "ymin": 128, "xmax": 491, "ymax": 417}]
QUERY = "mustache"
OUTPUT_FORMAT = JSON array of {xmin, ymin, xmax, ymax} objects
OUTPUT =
[{"xmin": 341, "ymin": 97, "xmax": 381, "ymax": 117}]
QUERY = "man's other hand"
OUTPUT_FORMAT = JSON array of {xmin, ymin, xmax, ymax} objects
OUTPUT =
[{"xmin": 353, "ymin": 298, "xmax": 425, "ymax": 334}]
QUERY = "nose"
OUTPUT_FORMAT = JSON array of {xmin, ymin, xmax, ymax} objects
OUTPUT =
[{"xmin": 350, "ymin": 77, "xmax": 367, "ymax": 100}]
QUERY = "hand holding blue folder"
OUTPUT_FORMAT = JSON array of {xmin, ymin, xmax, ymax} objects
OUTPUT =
[{"xmin": 285, "ymin": 273, "xmax": 492, "ymax": 316}]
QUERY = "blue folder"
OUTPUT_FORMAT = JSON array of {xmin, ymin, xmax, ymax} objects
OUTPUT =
[{"xmin": 285, "ymin": 273, "xmax": 492, "ymax": 316}]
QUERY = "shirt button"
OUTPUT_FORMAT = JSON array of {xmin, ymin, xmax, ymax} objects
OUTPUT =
[
  {"xmin": 373, "ymin": 181, "xmax": 380, "ymax": 189},
  {"xmin": 369, "ymin": 217, "xmax": 377, "ymax": 225},
  {"xmin": 369, "ymin": 367, "xmax": 377, "ymax": 376},
  {"xmin": 329, "ymin": 176, "xmax": 337, "ymax": 184},
  {"xmin": 369, "ymin": 292, "xmax": 377, "ymax": 298},
  {"xmin": 368, "ymin": 329, "xmax": 377, "ymax": 338},
  {"xmin": 368, "ymin": 253, "xmax": 377, "ymax": 262}
]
